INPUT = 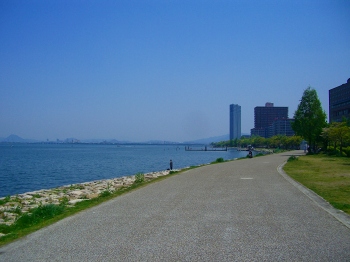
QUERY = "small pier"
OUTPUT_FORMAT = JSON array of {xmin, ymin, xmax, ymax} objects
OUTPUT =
[{"xmin": 185, "ymin": 146, "xmax": 227, "ymax": 151}]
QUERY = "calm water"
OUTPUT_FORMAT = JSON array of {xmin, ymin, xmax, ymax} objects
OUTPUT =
[{"xmin": 0, "ymin": 144, "xmax": 248, "ymax": 197}]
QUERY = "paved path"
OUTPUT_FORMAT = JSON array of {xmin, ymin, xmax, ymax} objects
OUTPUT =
[{"xmin": 1, "ymin": 150, "xmax": 350, "ymax": 261}]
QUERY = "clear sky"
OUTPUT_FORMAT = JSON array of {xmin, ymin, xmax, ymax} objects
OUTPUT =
[{"xmin": 1, "ymin": 0, "xmax": 349, "ymax": 142}]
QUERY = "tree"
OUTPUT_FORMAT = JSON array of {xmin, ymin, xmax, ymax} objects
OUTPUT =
[
  {"xmin": 322, "ymin": 121, "xmax": 350, "ymax": 155},
  {"xmin": 292, "ymin": 87, "xmax": 327, "ymax": 153}
]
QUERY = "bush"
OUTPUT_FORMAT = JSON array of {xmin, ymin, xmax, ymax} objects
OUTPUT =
[
  {"xmin": 134, "ymin": 173, "xmax": 145, "ymax": 184},
  {"xmin": 287, "ymin": 156, "xmax": 298, "ymax": 162},
  {"xmin": 0, "ymin": 224, "xmax": 11, "ymax": 234},
  {"xmin": 0, "ymin": 196, "xmax": 11, "ymax": 205},
  {"xmin": 215, "ymin": 157, "xmax": 225, "ymax": 163},
  {"xmin": 99, "ymin": 190, "xmax": 112, "ymax": 197},
  {"xmin": 326, "ymin": 146, "xmax": 336, "ymax": 155},
  {"xmin": 14, "ymin": 204, "xmax": 65, "ymax": 228},
  {"xmin": 59, "ymin": 196, "xmax": 69, "ymax": 206},
  {"xmin": 342, "ymin": 146, "xmax": 350, "ymax": 157}
]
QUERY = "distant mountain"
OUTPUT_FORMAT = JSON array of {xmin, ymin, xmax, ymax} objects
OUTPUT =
[
  {"xmin": 80, "ymin": 139, "xmax": 131, "ymax": 144},
  {"xmin": 144, "ymin": 140, "xmax": 181, "ymax": 144},
  {"xmin": 1, "ymin": 134, "xmax": 38, "ymax": 143}
]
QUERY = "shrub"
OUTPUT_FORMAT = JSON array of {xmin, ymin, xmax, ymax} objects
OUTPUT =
[
  {"xmin": 327, "ymin": 146, "xmax": 338, "ymax": 155},
  {"xmin": 13, "ymin": 206, "xmax": 22, "ymax": 215},
  {"xmin": 212, "ymin": 157, "xmax": 224, "ymax": 164},
  {"xmin": 134, "ymin": 173, "xmax": 145, "ymax": 184},
  {"xmin": 99, "ymin": 190, "xmax": 112, "ymax": 198},
  {"xmin": 59, "ymin": 196, "xmax": 69, "ymax": 206},
  {"xmin": 0, "ymin": 224, "xmax": 11, "ymax": 234},
  {"xmin": 0, "ymin": 196, "xmax": 10, "ymax": 205},
  {"xmin": 342, "ymin": 146, "xmax": 350, "ymax": 157},
  {"xmin": 287, "ymin": 156, "xmax": 298, "ymax": 162},
  {"xmin": 14, "ymin": 204, "xmax": 65, "ymax": 228}
]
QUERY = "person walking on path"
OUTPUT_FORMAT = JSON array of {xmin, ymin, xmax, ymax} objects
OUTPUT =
[{"xmin": 169, "ymin": 159, "xmax": 173, "ymax": 170}]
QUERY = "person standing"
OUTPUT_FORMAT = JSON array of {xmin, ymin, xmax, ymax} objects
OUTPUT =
[{"xmin": 170, "ymin": 160, "xmax": 173, "ymax": 170}]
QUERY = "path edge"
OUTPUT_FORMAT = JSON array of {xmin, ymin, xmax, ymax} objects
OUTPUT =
[{"xmin": 277, "ymin": 162, "xmax": 350, "ymax": 229}]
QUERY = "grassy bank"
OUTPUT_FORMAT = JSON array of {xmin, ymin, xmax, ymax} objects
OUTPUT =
[
  {"xmin": 0, "ymin": 169, "xmax": 185, "ymax": 247},
  {"xmin": 283, "ymin": 154, "xmax": 350, "ymax": 215},
  {"xmin": 0, "ymin": 156, "xmax": 247, "ymax": 247}
]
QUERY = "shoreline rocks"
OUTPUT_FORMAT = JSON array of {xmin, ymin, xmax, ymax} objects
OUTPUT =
[{"xmin": 0, "ymin": 169, "xmax": 179, "ymax": 227}]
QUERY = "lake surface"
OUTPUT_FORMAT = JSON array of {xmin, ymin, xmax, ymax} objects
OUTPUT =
[{"xmin": 0, "ymin": 144, "xmax": 248, "ymax": 197}]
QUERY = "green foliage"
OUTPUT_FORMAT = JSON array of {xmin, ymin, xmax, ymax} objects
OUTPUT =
[
  {"xmin": 13, "ymin": 206, "xmax": 22, "ymax": 215},
  {"xmin": 134, "ymin": 172, "xmax": 145, "ymax": 184},
  {"xmin": 1, "ymin": 168, "xmax": 194, "ymax": 246},
  {"xmin": 343, "ymin": 146, "xmax": 350, "ymax": 157},
  {"xmin": 14, "ymin": 204, "xmax": 65, "ymax": 228},
  {"xmin": 32, "ymin": 194, "xmax": 42, "ymax": 198},
  {"xmin": 59, "ymin": 196, "xmax": 69, "ymax": 206},
  {"xmin": 292, "ymin": 86, "xmax": 327, "ymax": 151},
  {"xmin": 99, "ymin": 190, "xmax": 112, "ymax": 197},
  {"xmin": 211, "ymin": 157, "xmax": 225, "ymax": 164},
  {"xmin": 0, "ymin": 224, "xmax": 11, "ymax": 234},
  {"xmin": 0, "ymin": 196, "xmax": 11, "ymax": 205},
  {"xmin": 284, "ymin": 154, "xmax": 350, "ymax": 215},
  {"xmin": 322, "ymin": 121, "xmax": 350, "ymax": 156},
  {"xmin": 69, "ymin": 184, "xmax": 85, "ymax": 190},
  {"xmin": 211, "ymin": 135, "xmax": 303, "ymax": 150},
  {"xmin": 287, "ymin": 156, "xmax": 298, "ymax": 162}
]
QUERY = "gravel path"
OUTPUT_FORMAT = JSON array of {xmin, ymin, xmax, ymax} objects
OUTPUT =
[{"xmin": 1, "ymin": 150, "xmax": 350, "ymax": 261}]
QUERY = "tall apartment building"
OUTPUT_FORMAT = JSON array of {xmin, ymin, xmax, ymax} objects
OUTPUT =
[
  {"xmin": 329, "ymin": 78, "xmax": 350, "ymax": 122},
  {"xmin": 251, "ymin": 102, "xmax": 291, "ymax": 138},
  {"xmin": 229, "ymin": 104, "xmax": 241, "ymax": 140}
]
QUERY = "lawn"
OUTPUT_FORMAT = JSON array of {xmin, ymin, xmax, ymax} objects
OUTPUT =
[{"xmin": 283, "ymin": 154, "xmax": 350, "ymax": 215}]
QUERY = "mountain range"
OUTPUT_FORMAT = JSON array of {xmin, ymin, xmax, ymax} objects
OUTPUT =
[{"xmin": 0, "ymin": 134, "xmax": 232, "ymax": 145}]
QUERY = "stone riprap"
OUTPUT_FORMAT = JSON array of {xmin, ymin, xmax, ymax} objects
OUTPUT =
[{"xmin": 0, "ymin": 169, "xmax": 178, "ymax": 228}]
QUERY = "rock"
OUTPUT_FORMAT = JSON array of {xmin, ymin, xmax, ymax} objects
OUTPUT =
[
  {"xmin": 0, "ymin": 168, "xmax": 176, "ymax": 227},
  {"xmin": 69, "ymin": 190, "xmax": 84, "ymax": 197},
  {"xmin": 68, "ymin": 199, "xmax": 88, "ymax": 205}
]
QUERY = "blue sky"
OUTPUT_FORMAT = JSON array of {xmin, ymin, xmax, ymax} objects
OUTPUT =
[{"xmin": 1, "ymin": 0, "xmax": 349, "ymax": 142}]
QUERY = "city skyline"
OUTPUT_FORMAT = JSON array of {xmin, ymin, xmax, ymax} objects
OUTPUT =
[{"xmin": 1, "ymin": 1, "xmax": 349, "ymax": 142}]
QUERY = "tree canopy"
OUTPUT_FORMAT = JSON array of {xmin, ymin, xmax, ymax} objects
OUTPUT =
[
  {"xmin": 292, "ymin": 86, "xmax": 327, "ymax": 152},
  {"xmin": 321, "ymin": 121, "xmax": 350, "ymax": 156}
]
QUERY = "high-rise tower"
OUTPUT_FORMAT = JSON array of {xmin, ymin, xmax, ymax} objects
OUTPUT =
[
  {"xmin": 329, "ymin": 78, "xmax": 350, "ymax": 123},
  {"xmin": 229, "ymin": 104, "xmax": 241, "ymax": 140},
  {"xmin": 251, "ymin": 102, "xmax": 289, "ymax": 138}
]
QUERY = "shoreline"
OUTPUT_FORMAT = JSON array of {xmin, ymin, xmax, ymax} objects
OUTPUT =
[{"xmin": 0, "ymin": 169, "xmax": 181, "ymax": 228}]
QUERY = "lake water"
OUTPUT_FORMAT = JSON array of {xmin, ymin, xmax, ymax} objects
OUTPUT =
[{"xmin": 0, "ymin": 144, "xmax": 248, "ymax": 197}]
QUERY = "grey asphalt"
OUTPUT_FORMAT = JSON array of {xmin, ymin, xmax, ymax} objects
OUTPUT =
[{"xmin": 1, "ymin": 150, "xmax": 350, "ymax": 261}]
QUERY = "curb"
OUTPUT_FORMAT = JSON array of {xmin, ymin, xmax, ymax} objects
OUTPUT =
[{"xmin": 277, "ymin": 162, "xmax": 350, "ymax": 229}]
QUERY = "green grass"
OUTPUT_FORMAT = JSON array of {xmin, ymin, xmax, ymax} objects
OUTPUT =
[
  {"xmin": 211, "ymin": 157, "xmax": 225, "ymax": 164},
  {"xmin": 0, "ymin": 169, "xmax": 184, "ymax": 247},
  {"xmin": 283, "ymin": 154, "xmax": 350, "ymax": 215},
  {"xmin": 4, "ymin": 153, "xmax": 348, "ymax": 247}
]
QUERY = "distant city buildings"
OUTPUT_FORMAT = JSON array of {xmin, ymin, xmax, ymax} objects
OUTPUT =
[
  {"xmin": 251, "ymin": 102, "xmax": 294, "ymax": 138},
  {"xmin": 329, "ymin": 78, "xmax": 350, "ymax": 123},
  {"xmin": 229, "ymin": 104, "xmax": 241, "ymax": 140}
]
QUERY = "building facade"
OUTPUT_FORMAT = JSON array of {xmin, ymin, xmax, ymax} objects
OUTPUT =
[
  {"xmin": 251, "ymin": 102, "xmax": 293, "ymax": 138},
  {"xmin": 268, "ymin": 119, "xmax": 295, "ymax": 137},
  {"xmin": 329, "ymin": 78, "xmax": 350, "ymax": 123},
  {"xmin": 229, "ymin": 104, "xmax": 241, "ymax": 140}
]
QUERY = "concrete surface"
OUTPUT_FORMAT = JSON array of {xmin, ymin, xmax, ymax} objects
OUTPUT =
[{"xmin": 1, "ymin": 150, "xmax": 349, "ymax": 261}]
